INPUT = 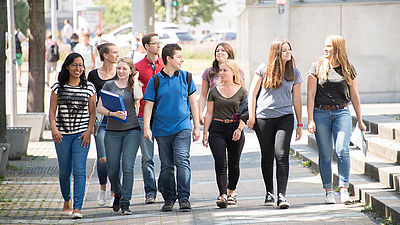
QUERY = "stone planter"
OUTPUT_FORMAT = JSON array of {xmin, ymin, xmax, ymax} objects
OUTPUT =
[
  {"xmin": 16, "ymin": 113, "xmax": 46, "ymax": 141},
  {"xmin": 7, "ymin": 127, "xmax": 31, "ymax": 160},
  {"xmin": 0, "ymin": 143, "xmax": 10, "ymax": 177}
]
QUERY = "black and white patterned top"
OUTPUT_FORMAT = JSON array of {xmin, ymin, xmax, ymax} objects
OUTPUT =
[{"xmin": 51, "ymin": 82, "xmax": 96, "ymax": 134}]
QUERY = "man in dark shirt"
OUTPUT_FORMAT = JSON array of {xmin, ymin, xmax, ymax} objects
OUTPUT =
[{"xmin": 134, "ymin": 33, "xmax": 164, "ymax": 204}]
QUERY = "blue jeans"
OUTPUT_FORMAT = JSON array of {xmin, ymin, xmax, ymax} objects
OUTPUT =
[
  {"xmin": 138, "ymin": 117, "xmax": 157, "ymax": 197},
  {"xmin": 155, "ymin": 129, "xmax": 191, "ymax": 203},
  {"xmin": 313, "ymin": 106, "xmax": 352, "ymax": 189},
  {"xmin": 55, "ymin": 132, "xmax": 89, "ymax": 210},
  {"xmin": 105, "ymin": 129, "xmax": 141, "ymax": 206},
  {"xmin": 95, "ymin": 119, "xmax": 108, "ymax": 186}
]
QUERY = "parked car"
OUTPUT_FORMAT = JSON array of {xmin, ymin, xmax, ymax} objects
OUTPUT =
[
  {"xmin": 101, "ymin": 23, "xmax": 133, "ymax": 48},
  {"xmin": 157, "ymin": 29, "xmax": 195, "ymax": 45},
  {"xmin": 201, "ymin": 31, "xmax": 237, "ymax": 42}
]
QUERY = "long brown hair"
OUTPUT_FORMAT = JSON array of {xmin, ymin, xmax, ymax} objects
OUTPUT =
[
  {"xmin": 117, "ymin": 57, "xmax": 136, "ymax": 90},
  {"xmin": 262, "ymin": 39, "xmax": 295, "ymax": 89},
  {"xmin": 316, "ymin": 35, "xmax": 356, "ymax": 85},
  {"xmin": 209, "ymin": 42, "xmax": 235, "ymax": 81}
]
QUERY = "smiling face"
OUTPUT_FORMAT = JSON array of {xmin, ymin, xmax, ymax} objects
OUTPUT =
[
  {"xmin": 323, "ymin": 39, "xmax": 334, "ymax": 60},
  {"xmin": 215, "ymin": 45, "xmax": 229, "ymax": 63},
  {"xmin": 67, "ymin": 57, "xmax": 84, "ymax": 79},
  {"xmin": 105, "ymin": 45, "xmax": 119, "ymax": 63},
  {"xmin": 116, "ymin": 61, "xmax": 131, "ymax": 80},
  {"xmin": 168, "ymin": 50, "xmax": 184, "ymax": 71},
  {"xmin": 281, "ymin": 43, "xmax": 292, "ymax": 63},
  {"xmin": 218, "ymin": 63, "xmax": 234, "ymax": 83}
]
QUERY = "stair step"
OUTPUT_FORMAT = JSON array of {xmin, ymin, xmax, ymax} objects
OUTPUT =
[
  {"xmin": 353, "ymin": 115, "xmax": 399, "ymax": 135},
  {"xmin": 378, "ymin": 122, "xmax": 400, "ymax": 142},
  {"xmin": 291, "ymin": 142, "xmax": 400, "ymax": 224},
  {"xmin": 366, "ymin": 136, "xmax": 400, "ymax": 164},
  {"xmin": 349, "ymin": 149, "xmax": 400, "ymax": 192}
]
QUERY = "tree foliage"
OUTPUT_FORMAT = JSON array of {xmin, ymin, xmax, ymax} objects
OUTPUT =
[
  {"xmin": 94, "ymin": 0, "xmax": 225, "ymax": 29},
  {"xmin": 94, "ymin": 0, "xmax": 132, "ymax": 31},
  {"xmin": 15, "ymin": 0, "xmax": 29, "ymax": 35},
  {"xmin": 154, "ymin": 0, "xmax": 225, "ymax": 26}
]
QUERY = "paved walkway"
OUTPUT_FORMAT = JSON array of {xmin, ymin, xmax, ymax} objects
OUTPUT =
[{"xmin": 0, "ymin": 129, "xmax": 379, "ymax": 225}]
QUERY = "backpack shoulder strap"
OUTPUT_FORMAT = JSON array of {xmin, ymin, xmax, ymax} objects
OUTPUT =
[
  {"xmin": 186, "ymin": 71, "xmax": 192, "ymax": 95},
  {"xmin": 152, "ymin": 74, "xmax": 159, "ymax": 101}
]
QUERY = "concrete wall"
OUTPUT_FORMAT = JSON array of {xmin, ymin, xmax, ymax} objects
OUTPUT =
[{"xmin": 238, "ymin": 1, "xmax": 400, "ymax": 103}]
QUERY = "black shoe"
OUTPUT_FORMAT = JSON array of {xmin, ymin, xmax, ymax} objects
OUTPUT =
[
  {"xmin": 161, "ymin": 201, "xmax": 174, "ymax": 212},
  {"xmin": 216, "ymin": 196, "xmax": 227, "ymax": 208},
  {"xmin": 264, "ymin": 192, "xmax": 275, "ymax": 206},
  {"xmin": 277, "ymin": 193, "xmax": 290, "ymax": 209},
  {"xmin": 121, "ymin": 204, "xmax": 132, "ymax": 215},
  {"xmin": 179, "ymin": 199, "xmax": 191, "ymax": 212},
  {"xmin": 113, "ymin": 194, "xmax": 121, "ymax": 212}
]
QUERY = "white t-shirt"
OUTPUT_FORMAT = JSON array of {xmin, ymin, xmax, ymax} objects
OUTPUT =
[{"xmin": 74, "ymin": 43, "xmax": 95, "ymax": 71}]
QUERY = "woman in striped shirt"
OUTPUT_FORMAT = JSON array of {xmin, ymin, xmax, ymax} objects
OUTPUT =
[{"xmin": 49, "ymin": 52, "xmax": 96, "ymax": 219}]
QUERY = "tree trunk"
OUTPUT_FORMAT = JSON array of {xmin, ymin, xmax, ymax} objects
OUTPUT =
[
  {"xmin": 27, "ymin": 0, "xmax": 45, "ymax": 113},
  {"xmin": 0, "ymin": 0, "xmax": 7, "ymax": 143}
]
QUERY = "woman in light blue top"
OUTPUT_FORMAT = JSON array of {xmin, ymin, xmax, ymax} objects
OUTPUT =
[{"xmin": 248, "ymin": 39, "xmax": 303, "ymax": 209}]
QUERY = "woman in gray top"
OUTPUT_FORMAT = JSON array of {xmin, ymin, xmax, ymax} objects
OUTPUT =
[
  {"xmin": 97, "ymin": 57, "xmax": 143, "ymax": 215},
  {"xmin": 248, "ymin": 39, "xmax": 303, "ymax": 209}
]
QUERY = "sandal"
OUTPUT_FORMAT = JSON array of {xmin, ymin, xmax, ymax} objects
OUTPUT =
[
  {"xmin": 227, "ymin": 193, "xmax": 237, "ymax": 205},
  {"xmin": 216, "ymin": 195, "xmax": 227, "ymax": 208}
]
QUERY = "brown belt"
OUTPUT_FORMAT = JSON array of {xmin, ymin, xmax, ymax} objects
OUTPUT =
[
  {"xmin": 213, "ymin": 118, "xmax": 237, "ymax": 123},
  {"xmin": 315, "ymin": 104, "xmax": 347, "ymax": 111}
]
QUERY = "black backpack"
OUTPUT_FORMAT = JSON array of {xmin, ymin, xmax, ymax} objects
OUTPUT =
[
  {"xmin": 47, "ymin": 43, "xmax": 60, "ymax": 62},
  {"xmin": 15, "ymin": 31, "xmax": 22, "ymax": 54},
  {"xmin": 150, "ymin": 71, "xmax": 193, "ymax": 127}
]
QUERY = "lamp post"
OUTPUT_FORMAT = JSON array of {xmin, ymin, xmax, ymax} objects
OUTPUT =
[
  {"xmin": 276, "ymin": 0, "xmax": 290, "ymax": 40},
  {"xmin": 7, "ymin": 0, "xmax": 17, "ymax": 127}
]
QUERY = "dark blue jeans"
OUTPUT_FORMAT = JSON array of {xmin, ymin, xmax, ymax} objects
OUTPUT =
[
  {"xmin": 94, "ymin": 119, "xmax": 108, "ymax": 186},
  {"xmin": 155, "ymin": 129, "xmax": 191, "ymax": 203},
  {"xmin": 105, "ymin": 129, "xmax": 141, "ymax": 206},
  {"xmin": 55, "ymin": 132, "xmax": 89, "ymax": 210}
]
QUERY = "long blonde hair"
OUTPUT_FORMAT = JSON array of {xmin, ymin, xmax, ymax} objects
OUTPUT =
[
  {"xmin": 220, "ymin": 59, "xmax": 243, "ymax": 86},
  {"xmin": 262, "ymin": 39, "xmax": 295, "ymax": 89},
  {"xmin": 316, "ymin": 35, "xmax": 356, "ymax": 85}
]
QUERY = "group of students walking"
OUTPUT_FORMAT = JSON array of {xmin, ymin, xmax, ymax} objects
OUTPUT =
[{"xmin": 48, "ymin": 33, "xmax": 365, "ymax": 219}]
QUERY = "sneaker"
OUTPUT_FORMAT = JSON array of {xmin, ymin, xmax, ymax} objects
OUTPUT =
[
  {"xmin": 216, "ymin": 195, "xmax": 227, "ymax": 208},
  {"xmin": 145, "ymin": 194, "xmax": 156, "ymax": 204},
  {"xmin": 264, "ymin": 192, "xmax": 275, "ymax": 206},
  {"xmin": 325, "ymin": 191, "xmax": 336, "ymax": 204},
  {"xmin": 161, "ymin": 201, "xmax": 174, "ymax": 212},
  {"xmin": 97, "ymin": 190, "xmax": 106, "ymax": 206},
  {"xmin": 72, "ymin": 212, "xmax": 83, "ymax": 219},
  {"xmin": 121, "ymin": 204, "xmax": 133, "ymax": 215},
  {"xmin": 109, "ymin": 196, "xmax": 115, "ymax": 208},
  {"xmin": 340, "ymin": 188, "xmax": 352, "ymax": 204},
  {"xmin": 179, "ymin": 199, "xmax": 192, "ymax": 212},
  {"xmin": 277, "ymin": 193, "xmax": 290, "ymax": 209},
  {"xmin": 113, "ymin": 194, "xmax": 121, "ymax": 212},
  {"xmin": 227, "ymin": 193, "xmax": 237, "ymax": 205}
]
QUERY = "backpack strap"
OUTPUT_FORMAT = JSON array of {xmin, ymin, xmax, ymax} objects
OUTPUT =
[
  {"xmin": 152, "ymin": 74, "xmax": 160, "ymax": 102},
  {"xmin": 186, "ymin": 71, "xmax": 192, "ymax": 96}
]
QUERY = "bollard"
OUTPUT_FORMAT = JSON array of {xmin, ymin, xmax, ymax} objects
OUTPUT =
[
  {"xmin": 0, "ymin": 143, "xmax": 10, "ymax": 177},
  {"xmin": 7, "ymin": 127, "xmax": 31, "ymax": 160}
]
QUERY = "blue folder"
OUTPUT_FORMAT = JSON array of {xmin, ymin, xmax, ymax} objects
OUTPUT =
[{"xmin": 100, "ymin": 89, "xmax": 127, "ymax": 123}]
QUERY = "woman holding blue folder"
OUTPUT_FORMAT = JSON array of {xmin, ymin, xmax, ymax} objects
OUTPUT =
[{"xmin": 96, "ymin": 57, "xmax": 143, "ymax": 215}]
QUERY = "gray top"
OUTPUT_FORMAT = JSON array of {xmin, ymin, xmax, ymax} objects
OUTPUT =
[
  {"xmin": 102, "ymin": 81, "xmax": 140, "ymax": 131},
  {"xmin": 255, "ymin": 63, "xmax": 303, "ymax": 119}
]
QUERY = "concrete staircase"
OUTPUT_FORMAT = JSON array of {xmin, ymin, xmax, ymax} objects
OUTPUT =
[{"xmin": 291, "ymin": 115, "xmax": 400, "ymax": 224}]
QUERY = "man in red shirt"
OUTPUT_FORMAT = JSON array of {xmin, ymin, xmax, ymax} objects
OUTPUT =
[{"xmin": 135, "ymin": 33, "xmax": 164, "ymax": 204}]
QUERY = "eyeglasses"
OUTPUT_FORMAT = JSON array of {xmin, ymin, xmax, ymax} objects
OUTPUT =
[
  {"xmin": 70, "ymin": 64, "xmax": 84, "ymax": 68},
  {"xmin": 149, "ymin": 42, "xmax": 162, "ymax": 46}
]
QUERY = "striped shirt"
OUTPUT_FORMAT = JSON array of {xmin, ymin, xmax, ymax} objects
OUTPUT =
[{"xmin": 51, "ymin": 82, "xmax": 96, "ymax": 134}]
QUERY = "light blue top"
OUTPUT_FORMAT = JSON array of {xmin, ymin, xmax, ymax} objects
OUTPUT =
[
  {"xmin": 255, "ymin": 63, "xmax": 302, "ymax": 119},
  {"xmin": 143, "ymin": 69, "xmax": 196, "ymax": 137}
]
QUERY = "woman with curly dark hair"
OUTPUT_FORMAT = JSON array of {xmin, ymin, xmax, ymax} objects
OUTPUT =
[{"xmin": 49, "ymin": 53, "xmax": 96, "ymax": 219}]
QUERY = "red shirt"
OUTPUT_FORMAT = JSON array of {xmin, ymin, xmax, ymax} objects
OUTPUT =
[{"xmin": 135, "ymin": 55, "xmax": 164, "ymax": 117}]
